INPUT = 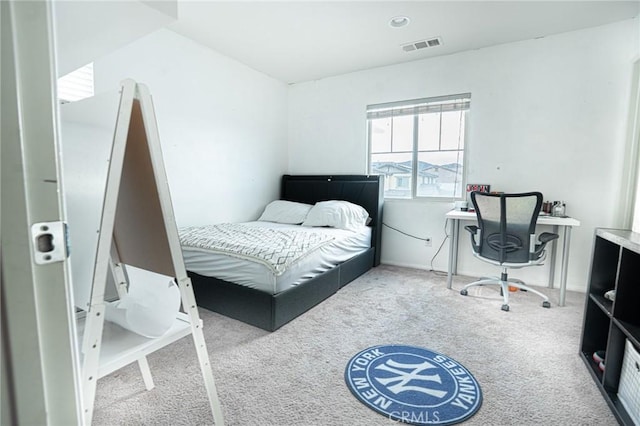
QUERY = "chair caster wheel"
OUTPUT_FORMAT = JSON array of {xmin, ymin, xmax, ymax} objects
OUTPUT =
[
  {"xmin": 460, "ymin": 289, "xmax": 468, "ymax": 296},
  {"xmin": 542, "ymin": 301, "xmax": 551, "ymax": 308},
  {"xmin": 501, "ymin": 304, "xmax": 509, "ymax": 311}
]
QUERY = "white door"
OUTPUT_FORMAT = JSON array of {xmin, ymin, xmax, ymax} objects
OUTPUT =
[{"xmin": 1, "ymin": 1, "xmax": 83, "ymax": 424}]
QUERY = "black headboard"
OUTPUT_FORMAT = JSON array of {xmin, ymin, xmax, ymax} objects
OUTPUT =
[{"xmin": 281, "ymin": 175, "xmax": 384, "ymax": 266}]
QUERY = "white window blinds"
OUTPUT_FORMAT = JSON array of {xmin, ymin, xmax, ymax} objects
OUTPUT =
[
  {"xmin": 367, "ymin": 93, "xmax": 471, "ymax": 120},
  {"xmin": 57, "ymin": 63, "xmax": 94, "ymax": 103}
]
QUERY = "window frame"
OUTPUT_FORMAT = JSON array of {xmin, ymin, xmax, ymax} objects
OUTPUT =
[{"xmin": 366, "ymin": 93, "xmax": 471, "ymax": 201}]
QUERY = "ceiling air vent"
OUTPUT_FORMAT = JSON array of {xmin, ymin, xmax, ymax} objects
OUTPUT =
[{"xmin": 401, "ymin": 37, "xmax": 442, "ymax": 53}]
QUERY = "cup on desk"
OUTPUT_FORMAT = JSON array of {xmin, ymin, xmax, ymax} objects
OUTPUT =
[
  {"xmin": 552, "ymin": 201, "xmax": 566, "ymax": 217},
  {"xmin": 455, "ymin": 201, "xmax": 468, "ymax": 211}
]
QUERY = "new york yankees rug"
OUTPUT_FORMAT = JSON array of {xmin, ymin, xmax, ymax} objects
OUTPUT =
[{"xmin": 344, "ymin": 345, "xmax": 482, "ymax": 425}]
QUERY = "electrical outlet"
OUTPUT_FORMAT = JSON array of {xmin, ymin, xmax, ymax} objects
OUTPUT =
[{"xmin": 425, "ymin": 237, "xmax": 432, "ymax": 247}]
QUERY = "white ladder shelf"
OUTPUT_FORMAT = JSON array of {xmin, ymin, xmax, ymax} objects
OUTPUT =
[{"xmin": 77, "ymin": 80, "xmax": 224, "ymax": 425}]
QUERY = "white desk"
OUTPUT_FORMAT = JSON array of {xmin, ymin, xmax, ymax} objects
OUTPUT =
[{"xmin": 445, "ymin": 210, "xmax": 580, "ymax": 306}]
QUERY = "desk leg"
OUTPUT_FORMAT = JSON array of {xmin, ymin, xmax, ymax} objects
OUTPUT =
[
  {"xmin": 559, "ymin": 226, "xmax": 572, "ymax": 307},
  {"xmin": 548, "ymin": 225, "xmax": 559, "ymax": 289},
  {"xmin": 447, "ymin": 218, "xmax": 459, "ymax": 289}
]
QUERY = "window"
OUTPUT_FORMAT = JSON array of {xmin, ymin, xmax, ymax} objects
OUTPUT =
[
  {"xmin": 57, "ymin": 63, "xmax": 94, "ymax": 103},
  {"xmin": 367, "ymin": 93, "xmax": 470, "ymax": 199}
]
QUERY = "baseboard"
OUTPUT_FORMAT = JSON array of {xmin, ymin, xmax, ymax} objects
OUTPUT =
[{"xmin": 380, "ymin": 260, "xmax": 445, "ymax": 273}]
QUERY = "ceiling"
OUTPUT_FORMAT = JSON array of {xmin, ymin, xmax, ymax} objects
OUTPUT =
[{"xmin": 168, "ymin": 1, "xmax": 640, "ymax": 84}]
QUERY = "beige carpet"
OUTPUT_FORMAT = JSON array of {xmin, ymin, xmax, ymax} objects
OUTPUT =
[{"xmin": 93, "ymin": 265, "xmax": 616, "ymax": 425}]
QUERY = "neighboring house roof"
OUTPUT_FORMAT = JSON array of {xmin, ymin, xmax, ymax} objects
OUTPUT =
[
  {"xmin": 419, "ymin": 162, "xmax": 461, "ymax": 173},
  {"xmin": 372, "ymin": 160, "xmax": 462, "ymax": 177},
  {"xmin": 371, "ymin": 162, "xmax": 411, "ymax": 175}
]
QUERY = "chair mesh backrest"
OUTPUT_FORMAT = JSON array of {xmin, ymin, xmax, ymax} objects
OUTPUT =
[{"xmin": 471, "ymin": 192, "xmax": 542, "ymax": 264}]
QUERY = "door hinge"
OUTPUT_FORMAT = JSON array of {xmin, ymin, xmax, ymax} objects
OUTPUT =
[{"xmin": 31, "ymin": 221, "xmax": 69, "ymax": 264}]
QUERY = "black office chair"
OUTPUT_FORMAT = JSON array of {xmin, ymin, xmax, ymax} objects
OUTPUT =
[{"xmin": 460, "ymin": 191, "xmax": 559, "ymax": 311}]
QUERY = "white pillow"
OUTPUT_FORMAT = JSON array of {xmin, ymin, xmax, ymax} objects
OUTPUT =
[
  {"xmin": 302, "ymin": 200, "xmax": 370, "ymax": 231},
  {"xmin": 257, "ymin": 200, "xmax": 313, "ymax": 224}
]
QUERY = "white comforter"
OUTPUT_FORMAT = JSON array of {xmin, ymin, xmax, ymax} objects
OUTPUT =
[
  {"xmin": 180, "ymin": 221, "xmax": 371, "ymax": 294},
  {"xmin": 179, "ymin": 223, "xmax": 336, "ymax": 276}
]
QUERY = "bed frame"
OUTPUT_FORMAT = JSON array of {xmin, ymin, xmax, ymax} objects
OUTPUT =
[{"xmin": 187, "ymin": 174, "xmax": 384, "ymax": 331}]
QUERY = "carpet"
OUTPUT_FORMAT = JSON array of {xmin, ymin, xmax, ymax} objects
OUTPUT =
[
  {"xmin": 92, "ymin": 265, "xmax": 617, "ymax": 425},
  {"xmin": 345, "ymin": 344, "xmax": 482, "ymax": 425}
]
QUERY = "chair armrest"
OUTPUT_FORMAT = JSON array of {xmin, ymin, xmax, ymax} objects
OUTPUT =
[
  {"xmin": 532, "ymin": 232, "xmax": 560, "ymax": 259},
  {"xmin": 538, "ymin": 232, "xmax": 559, "ymax": 244},
  {"xmin": 464, "ymin": 225, "xmax": 478, "ymax": 234},
  {"xmin": 464, "ymin": 225, "xmax": 480, "ymax": 253}
]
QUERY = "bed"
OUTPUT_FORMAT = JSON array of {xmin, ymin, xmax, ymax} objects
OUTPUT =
[{"xmin": 182, "ymin": 174, "xmax": 383, "ymax": 331}]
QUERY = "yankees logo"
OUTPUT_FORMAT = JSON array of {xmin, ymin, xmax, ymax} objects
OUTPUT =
[
  {"xmin": 374, "ymin": 359, "xmax": 448, "ymax": 398},
  {"xmin": 345, "ymin": 345, "xmax": 482, "ymax": 426}
]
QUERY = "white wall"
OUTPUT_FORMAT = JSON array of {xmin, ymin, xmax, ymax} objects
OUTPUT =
[
  {"xmin": 629, "ymin": 59, "xmax": 640, "ymax": 233},
  {"xmin": 93, "ymin": 29, "xmax": 289, "ymax": 226},
  {"xmin": 288, "ymin": 19, "xmax": 640, "ymax": 292},
  {"xmin": 634, "ymin": 181, "xmax": 640, "ymax": 233},
  {"xmin": 60, "ymin": 91, "xmax": 123, "ymax": 308},
  {"xmin": 54, "ymin": 1, "xmax": 177, "ymax": 76}
]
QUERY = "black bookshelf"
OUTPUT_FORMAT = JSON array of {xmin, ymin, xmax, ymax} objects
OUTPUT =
[{"xmin": 580, "ymin": 229, "xmax": 640, "ymax": 425}]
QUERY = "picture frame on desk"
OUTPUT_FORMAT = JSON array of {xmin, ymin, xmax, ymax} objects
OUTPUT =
[
  {"xmin": 466, "ymin": 184, "xmax": 491, "ymax": 206},
  {"xmin": 466, "ymin": 184, "xmax": 491, "ymax": 193}
]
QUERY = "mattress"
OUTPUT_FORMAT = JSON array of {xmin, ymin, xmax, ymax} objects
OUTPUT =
[{"xmin": 180, "ymin": 221, "xmax": 371, "ymax": 294}]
